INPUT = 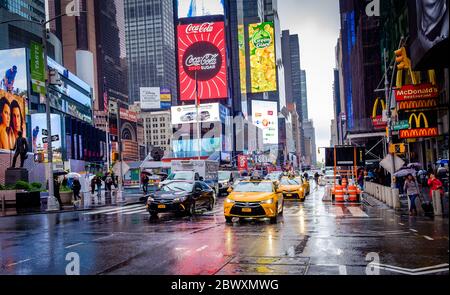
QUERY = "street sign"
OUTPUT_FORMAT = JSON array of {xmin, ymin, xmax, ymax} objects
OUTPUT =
[
  {"xmin": 380, "ymin": 154, "xmax": 405, "ymax": 174},
  {"xmin": 393, "ymin": 120, "xmax": 409, "ymax": 131},
  {"xmin": 42, "ymin": 129, "xmax": 48, "ymax": 136},
  {"xmin": 42, "ymin": 135, "xmax": 59, "ymax": 144}
]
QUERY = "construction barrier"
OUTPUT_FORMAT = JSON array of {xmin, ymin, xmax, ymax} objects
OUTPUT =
[{"xmin": 364, "ymin": 181, "xmax": 401, "ymax": 211}]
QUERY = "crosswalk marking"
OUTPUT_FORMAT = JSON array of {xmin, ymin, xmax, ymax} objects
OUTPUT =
[
  {"xmin": 105, "ymin": 205, "xmax": 146, "ymax": 215},
  {"xmin": 330, "ymin": 206, "xmax": 344, "ymax": 217},
  {"xmin": 123, "ymin": 209, "xmax": 148, "ymax": 215},
  {"xmin": 346, "ymin": 207, "xmax": 369, "ymax": 217},
  {"xmin": 83, "ymin": 204, "xmax": 143, "ymax": 215}
]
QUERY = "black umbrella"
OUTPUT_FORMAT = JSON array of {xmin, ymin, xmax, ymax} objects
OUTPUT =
[{"xmin": 53, "ymin": 169, "xmax": 68, "ymax": 176}]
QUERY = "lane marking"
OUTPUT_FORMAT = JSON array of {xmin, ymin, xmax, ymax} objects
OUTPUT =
[
  {"xmin": 83, "ymin": 204, "xmax": 143, "ymax": 215},
  {"xmin": 196, "ymin": 245, "xmax": 209, "ymax": 252},
  {"xmin": 93, "ymin": 234, "xmax": 114, "ymax": 241},
  {"xmin": 409, "ymin": 229, "xmax": 418, "ymax": 233},
  {"xmin": 372, "ymin": 263, "xmax": 449, "ymax": 273},
  {"xmin": 65, "ymin": 242, "xmax": 84, "ymax": 249},
  {"xmin": 6, "ymin": 258, "xmax": 32, "ymax": 267},
  {"xmin": 105, "ymin": 206, "xmax": 146, "ymax": 215},
  {"xmin": 399, "ymin": 223, "xmax": 405, "ymax": 226},
  {"xmin": 330, "ymin": 207, "xmax": 344, "ymax": 217},
  {"xmin": 347, "ymin": 207, "xmax": 369, "ymax": 217},
  {"xmin": 423, "ymin": 235, "xmax": 434, "ymax": 241},
  {"xmin": 373, "ymin": 266, "xmax": 449, "ymax": 275}
]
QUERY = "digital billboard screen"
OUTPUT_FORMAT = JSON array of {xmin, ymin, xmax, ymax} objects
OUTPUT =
[
  {"xmin": 0, "ymin": 48, "xmax": 28, "ymax": 96},
  {"xmin": 31, "ymin": 113, "xmax": 63, "ymax": 162},
  {"xmin": 177, "ymin": 0, "xmax": 224, "ymax": 18},
  {"xmin": 251, "ymin": 100, "xmax": 278, "ymax": 145},
  {"xmin": 249, "ymin": 22, "xmax": 277, "ymax": 93},
  {"xmin": 177, "ymin": 21, "xmax": 228, "ymax": 101}
]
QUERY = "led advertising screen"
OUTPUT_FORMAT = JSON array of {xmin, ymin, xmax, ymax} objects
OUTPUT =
[
  {"xmin": 171, "ymin": 103, "xmax": 222, "ymax": 125},
  {"xmin": 31, "ymin": 113, "xmax": 63, "ymax": 163},
  {"xmin": 251, "ymin": 100, "xmax": 278, "ymax": 145},
  {"xmin": 177, "ymin": 21, "xmax": 228, "ymax": 101},
  {"xmin": 177, "ymin": 0, "xmax": 224, "ymax": 18},
  {"xmin": 249, "ymin": 22, "xmax": 277, "ymax": 93},
  {"xmin": 0, "ymin": 90, "xmax": 27, "ymax": 151}
]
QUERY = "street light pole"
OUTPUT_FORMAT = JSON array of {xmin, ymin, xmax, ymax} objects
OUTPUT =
[
  {"xmin": 384, "ymin": 48, "xmax": 396, "ymax": 188},
  {"xmin": 195, "ymin": 71, "xmax": 201, "ymax": 160}
]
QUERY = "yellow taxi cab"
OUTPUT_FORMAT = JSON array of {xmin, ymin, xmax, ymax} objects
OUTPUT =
[
  {"xmin": 224, "ymin": 178, "xmax": 284, "ymax": 224},
  {"xmin": 279, "ymin": 177, "xmax": 306, "ymax": 201},
  {"xmin": 295, "ymin": 176, "xmax": 310, "ymax": 196}
]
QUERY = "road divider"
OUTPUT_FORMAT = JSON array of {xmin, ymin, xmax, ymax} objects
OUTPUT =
[{"xmin": 364, "ymin": 182, "xmax": 401, "ymax": 210}]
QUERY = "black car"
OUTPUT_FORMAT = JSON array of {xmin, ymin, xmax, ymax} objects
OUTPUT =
[{"xmin": 146, "ymin": 180, "xmax": 215, "ymax": 218}]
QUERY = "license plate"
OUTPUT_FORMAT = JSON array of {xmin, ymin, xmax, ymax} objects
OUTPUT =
[
  {"xmin": 286, "ymin": 194, "xmax": 293, "ymax": 197},
  {"xmin": 158, "ymin": 204, "xmax": 166, "ymax": 209},
  {"xmin": 242, "ymin": 208, "xmax": 252, "ymax": 213}
]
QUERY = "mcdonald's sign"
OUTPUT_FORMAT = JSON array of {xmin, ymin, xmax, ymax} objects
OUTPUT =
[
  {"xmin": 397, "ymin": 98, "xmax": 438, "ymax": 110},
  {"xmin": 399, "ymin": 111, "xmax": 439, "ymax": 139},
  {"xmin": 395, "ymin": 84, "xmax": 439, "ymax": 101},
  {"xmin": 371, "ymin": 98, "xmax": 387, "ymax": 129}
]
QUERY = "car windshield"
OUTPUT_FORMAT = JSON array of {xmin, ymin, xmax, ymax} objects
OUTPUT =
[
  {"xmin": 233, "ymin": 181, "xmax": 273, "ymax": 192},
  {"xmin": 168, "ymin": 171, "xmax": 194, "ymax": 180},
  {"xmin": 266, "ymin": 173, "xmax": 282, "ymax": 180},
  {"xmin": 280, "ymin": 178, "xmax": 300, "ymax": 185},
  {"xmin": 160, "ymin": 182, "xmax": 193, "ymax": 192},
  {"xmin": 218, "ymin": 171, "xmax": 231, "ymax": 181}
]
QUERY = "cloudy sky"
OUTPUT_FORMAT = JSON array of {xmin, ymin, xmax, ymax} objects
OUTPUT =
[{"xmin": 278, "ymin": 0, "xmax": 341, "ymax": 163}]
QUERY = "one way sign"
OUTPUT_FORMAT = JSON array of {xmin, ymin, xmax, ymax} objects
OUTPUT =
[{"xmin": 42, "ymin": 135, "xmax": 60, "ymax": 144}]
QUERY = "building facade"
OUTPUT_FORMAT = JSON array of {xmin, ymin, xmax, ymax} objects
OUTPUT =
[
  {"xmin": 124, "ymin": 0, "xmax": 177, "ymax": 104},
  {"xmin": 141, "ymin": 109, "xmax": 172, "ymax": 154}
]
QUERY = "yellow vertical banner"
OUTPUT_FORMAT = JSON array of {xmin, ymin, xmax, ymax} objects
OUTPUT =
[{"xmin": 249, "ymin": 22, "xmax": 277, "ymax": 93}]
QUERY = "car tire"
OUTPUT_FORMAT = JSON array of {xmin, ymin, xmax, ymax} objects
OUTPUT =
[
  {"xmin": 270, "ymin": 215, "xmax": 278, "ymax": 224},
  {"xmin": 279, "ymin": 201, "xmax": 284, "ymax": 215},
  {"xmin": 187, "ymin": 201, "xmax": 196, "ymax": 216},
  {"xmin": 207, "ymin": 197, "xmax": 214, "ymax": 211},
  {"xmin": 225, "ymin": 216, "xmax": 233, "ymax": 223}
]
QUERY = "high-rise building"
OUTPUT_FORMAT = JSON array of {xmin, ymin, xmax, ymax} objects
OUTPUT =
[
  {"xmin": 124, "ymin": 0, "xmax": 177, "ymax": 104},
  {"xmin": 0, "ymin": 0, "xmax": 62, "ymax": 61},
  {"xmin": 303, "ymin": 119, "xmax": 317, "ymax": 167},
  {"xmin": 300, "ymin": 70, "xmax": 308, "ymax": 121}
]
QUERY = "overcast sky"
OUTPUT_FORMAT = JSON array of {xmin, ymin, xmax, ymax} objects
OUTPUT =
[{"xmin": 278, "ymin": 0, "xmax": 340, "ymax": 163}]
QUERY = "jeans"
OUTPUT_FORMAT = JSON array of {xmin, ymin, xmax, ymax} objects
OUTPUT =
[{"xmin": 409, "ymin": 194, "xmax": 418, "ymax": 211}]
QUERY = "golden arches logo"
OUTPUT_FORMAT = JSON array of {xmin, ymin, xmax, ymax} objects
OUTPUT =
[
  {"xmin": 398, "ymin": 99, "xmax": 437, "ymax": 110},
  {"xmin": 372, "ymin": 98, "xmax": 386, "ymax": 118},
  {"xmin": 408, "ymin": 112, "xmax": 428, "ymax": 128}
]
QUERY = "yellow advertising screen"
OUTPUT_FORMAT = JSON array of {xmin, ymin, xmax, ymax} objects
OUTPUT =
[
  {"xmin": 249, "ymin": 22, "xmax": 277, "ymax": 93},
  {"xmin": 238, "ymin": 25, "xmax": 247, "ymax": 94},
  {"xmin": 0, "ymin": 89, "xmax": 27, "ymax": 151}
]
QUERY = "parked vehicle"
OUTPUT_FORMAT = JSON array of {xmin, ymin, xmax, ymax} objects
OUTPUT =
[{"xmin": 218, "ymin": 170, "xmax": 240, "ymax": 196}]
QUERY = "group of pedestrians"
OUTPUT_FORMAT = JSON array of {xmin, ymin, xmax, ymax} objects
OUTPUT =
[{"xmin": 90, "ymin": 173, "xmax": 117, "ymax": 196}]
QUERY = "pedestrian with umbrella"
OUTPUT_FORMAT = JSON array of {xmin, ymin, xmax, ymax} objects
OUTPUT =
[{"xmin": 72, "ymin": 176, "xmax": 81, "ymax": 204}]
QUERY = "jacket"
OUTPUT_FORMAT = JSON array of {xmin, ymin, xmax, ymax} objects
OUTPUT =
[
  {"xmin": 403, "ymin": 180, "xmax": 420, "ymax": 196},
  {"xmin": 428, "ymin": 178, "xmax": 444, "ymax": 197}
]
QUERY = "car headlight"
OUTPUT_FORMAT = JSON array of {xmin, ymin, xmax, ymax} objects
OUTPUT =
[
  {"xmin": 225, "ymin": 198, "xmax": 235, "ymax": 204},
  {"xmin": 146, "ymin": 197, "xmax": 154, "ymax": 203},
  {"xmin": 173, "ymin": 196, "xmax": 188, "ymax": 203},
  {"xmin": 261, "ymin": 198, "xmax": 274, "ymax": 204}
]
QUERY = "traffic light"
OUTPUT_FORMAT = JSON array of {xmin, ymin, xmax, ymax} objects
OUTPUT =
[
  {"xmin": 112, "ymin": 152, "xmax": 119, "ymax": 162},
  {"xmin": 394, "ymin": 47, "xmax": 411, "ymax": 70}
]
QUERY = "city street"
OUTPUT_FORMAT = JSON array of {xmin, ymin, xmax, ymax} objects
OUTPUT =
[{"xmin": 1, "ymin": 184, "xmax": 448, "ymax": 275}]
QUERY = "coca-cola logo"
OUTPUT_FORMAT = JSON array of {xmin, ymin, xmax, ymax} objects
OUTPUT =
[
  {"xmin": 183, "ymin": 41, "xmax": 222, "ymax": 81},
  {"xmin": 185, "ymin": 23, "xmax": 214, "ymax": 34}
]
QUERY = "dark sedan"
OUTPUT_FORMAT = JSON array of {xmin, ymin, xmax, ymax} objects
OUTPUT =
[{"xmin": 146, "ymin": 181, "xmax": 215, "ymax": 218}]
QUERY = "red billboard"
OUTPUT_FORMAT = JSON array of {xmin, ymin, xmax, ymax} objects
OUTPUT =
[
  {"xmin": 177, "ymin": 21, "xmax": 228, "ymax": 101},
  {"xmin": 395, "ymin": 84, "xmax": 439, "ymax": 101}
]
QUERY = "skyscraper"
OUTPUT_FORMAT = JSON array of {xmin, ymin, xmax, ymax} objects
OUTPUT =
[
  {"xmin": 300, "ymin": 70, "xmax": 308, "ymax": 121},
  {"xmin": 124, "ymin": 0, "xmax": 177, "ymax": 103}
]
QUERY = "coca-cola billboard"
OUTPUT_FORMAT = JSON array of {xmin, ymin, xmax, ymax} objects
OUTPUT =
[{"xmin": 178, "ymin": 21, "xmax": 228, "ymax": 101}]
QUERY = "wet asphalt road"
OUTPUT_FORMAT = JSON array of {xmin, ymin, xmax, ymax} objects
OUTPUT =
[{"xmin": 0, "ymin": 184, "xmax": 448, "ymax": 275}]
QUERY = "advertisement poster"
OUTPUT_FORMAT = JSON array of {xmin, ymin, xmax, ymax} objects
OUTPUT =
[
  {"xmin": 0, "ymin": 90, "xmax": 27, "ymax": 151},
  {"xmin": 30, "ymin": 42, "xmax": 46, "ymax": 95},
  {"xmin": 177, "ymin": 0, "xmax": 224, "ymax": 18},
  {"xmin": 31, "ymin": 113, "xmax": 63, "ymax": 162},
  {"xmin": 177, "ymin": 21, "xmax": 228, "ymax": 101},
  {"xmin": 251, "ymin": 100, "xmax": 278, "ymax": 145},
  {"xmin": 140, "ymin": 87, "xmax": 161, "ymax": 109},
  {"xmin": 398, "ymin": 110, "xmax": 439, "ymax": 139},
  {"xmin": 171, "ymin": 103, "xmax": 222, "ymax": 125},
  {"xmin": 160, "ymin": 87, "xmax": 172, "ymax": 109},
  {"xmin": 238, "ymin": 25, "xmax": 247, "ymax": 94},
  {"xmin": 172, "ymin": 138, "xmax": 222, "ymax": 158},
  {"xmin": 237, "ymin": 155, "xmax": 248, "ymax": 172},
  {"xmin": 249, "ymin": 22, "xmax": 277, "ymax": 93},
  {"xmin": 0, "ymin": 48, "xmax": 28, "ymax": 96}
]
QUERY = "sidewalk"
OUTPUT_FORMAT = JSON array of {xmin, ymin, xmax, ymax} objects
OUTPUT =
[{"xmin": 0, "ymin": 188, "xmax": 145, "ymax": 217}]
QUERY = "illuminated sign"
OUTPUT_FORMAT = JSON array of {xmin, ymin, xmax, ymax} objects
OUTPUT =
[
  {"xmin": 371, "ymin": 97, "xmax": 387, "ymax": 129},
  {"xmin": 397, "ymin": 98, "xmax": 438, "ymax": 110},
  {"xmin": 252, "ymin": 100, "xmax": 278, "ymax": 145},
  {"xmin": 171, "ymin": 103, "xmax": 224, "ymax": 125},
  {"xmin": 399, "ymin": 111, "xmax": 439, "ymax": 139},
  {"xmin": 119, "ymin": 108, "xmax": 137, "ymax": 123},
  {"xmin": 177, "ymin": 0, "xmax": 224, "ymax": 18},
  {"xmin": 249, "ymin": 22, "xmax": 277, "ymax": 93},
  {"xmin": 177, "ymin": 21, "xmax": 228, "ymax": 101},
  {"xmin": 395, "ymin": 84, "xmax": 439, "ymax": 101},
  {"xmin": 0, "ymin": 90, "xmax": 27, "ymax": 151}
]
